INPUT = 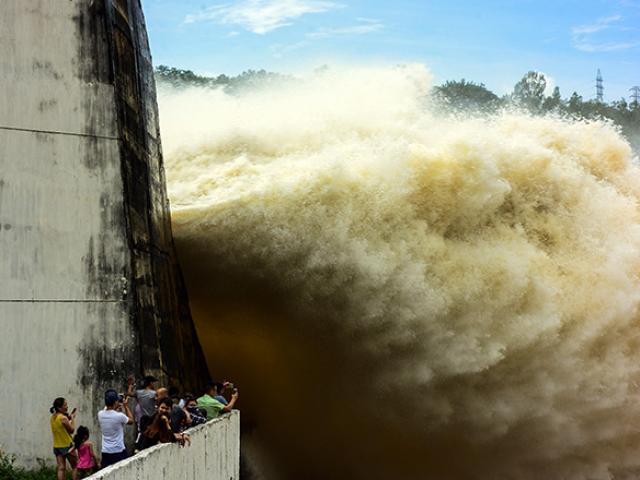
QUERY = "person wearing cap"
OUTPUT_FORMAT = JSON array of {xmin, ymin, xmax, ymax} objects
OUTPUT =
[{"xmin": 98, "ymin": 389, "xmax": 134, "ymax": 468}]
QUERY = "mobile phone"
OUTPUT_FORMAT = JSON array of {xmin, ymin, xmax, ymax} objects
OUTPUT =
[{"xmin": 71, "ymin": 408, "xmax": 77, "ymax": 415}]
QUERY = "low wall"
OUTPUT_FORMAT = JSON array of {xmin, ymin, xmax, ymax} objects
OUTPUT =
[{"xmin": 88, "ymin": 411, "xmax": 240, "ymax": 480}]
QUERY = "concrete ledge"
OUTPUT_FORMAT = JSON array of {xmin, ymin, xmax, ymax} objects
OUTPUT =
[{"xmin": 88, "ymin": 411, "xmax": 240, "ymax": 480}]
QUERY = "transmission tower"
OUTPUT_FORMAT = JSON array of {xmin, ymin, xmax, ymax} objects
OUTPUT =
[
  {"xmin": 631, "ymin": 86, "xmax": 640, "ymax": 105},
  {"xmin": 596, "ymin": 69, "xmax": 604, "ymax": 103}
]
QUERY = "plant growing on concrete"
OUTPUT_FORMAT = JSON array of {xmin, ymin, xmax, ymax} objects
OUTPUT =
[{"xmin": 0, "ymin": 448, "xmax": 65, "ymax": 480}]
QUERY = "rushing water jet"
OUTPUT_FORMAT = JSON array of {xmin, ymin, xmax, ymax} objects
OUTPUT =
[{"xmin": 159, "ymin": 65, "xmax": 640, "ymax": 480}]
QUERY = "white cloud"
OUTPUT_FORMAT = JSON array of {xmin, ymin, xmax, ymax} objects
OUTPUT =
[
  {"xmin": 269, "ymin": 41, "xmax": 309, "ymax": 58},
  {"xmin": 184, "ymin": 0, "xmax": 343, "ymax": 34},
  {"xmin": 572, "ymin": 15, "xmax": 638, "ymax": 52},
  {"xmin": 572, "ymin": 15, "xmax": 622, "ymax": 35},
  {"xmin": 574, "ymin": 40, "xmax": 638, "ymax": 52},
  {"xmin": 307, "ymin": 18, "xmax": 384, "ymax": 39}
]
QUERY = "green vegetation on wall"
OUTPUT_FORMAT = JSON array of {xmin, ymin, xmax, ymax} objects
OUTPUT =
[{"xmin": 0, "ymin": 450, "xmax": 66, "ymax": 480}]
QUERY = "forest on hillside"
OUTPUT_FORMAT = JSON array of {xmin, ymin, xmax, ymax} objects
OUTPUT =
[{"xmin": 155, "ymin": 66, "xmax": 640, "ymax": 152}]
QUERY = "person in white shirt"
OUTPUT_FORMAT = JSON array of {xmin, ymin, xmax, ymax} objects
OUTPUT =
[{"xmin": 98, "ymin": 389, "xmax": 134, "ymax": 468}]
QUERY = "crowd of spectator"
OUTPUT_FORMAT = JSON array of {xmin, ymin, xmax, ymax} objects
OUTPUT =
[{"xmin": 48, "ymin": 375, "xmax": 239, "ymax": 479}]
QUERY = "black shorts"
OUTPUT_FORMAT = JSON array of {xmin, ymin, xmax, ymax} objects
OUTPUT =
[{"xmin": 101, "ymin": 450, "xmax": 127, "ymax": 468}]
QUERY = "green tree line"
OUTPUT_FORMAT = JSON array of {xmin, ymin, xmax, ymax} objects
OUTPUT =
[
  {"xmin": 433, "ymin": 71, "xmax": 640, "ymax": 151},
  {"xmin": 155, "ymin": 65, "xmax": 292, "ymax": 94}
]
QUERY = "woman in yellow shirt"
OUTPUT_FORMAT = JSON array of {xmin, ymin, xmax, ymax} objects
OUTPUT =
[{"xmin": 50, "ymin": 397, "xmax": 78, "ymax": 480}]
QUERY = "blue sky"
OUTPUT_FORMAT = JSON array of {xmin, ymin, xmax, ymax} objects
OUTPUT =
[{"xmin": 142, "ymin": 0, "xmax": 640, "ymax": 101}]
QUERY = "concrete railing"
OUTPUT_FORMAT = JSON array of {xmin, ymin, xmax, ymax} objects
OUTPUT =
[{"xmin": 88, "ymin": 411, "xmax": 240, "ymax": 480}]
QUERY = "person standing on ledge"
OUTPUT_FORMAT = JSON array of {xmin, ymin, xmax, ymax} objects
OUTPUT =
[
  {"xmin": 50, "ymin": 397, "xmax": 78, "ymax": 480},
  {"xmin": 98, "ymin": 390, "xmax": 134, "ymax": 469},
  {"xmin": 197, "ymin": 381, "xmax": 239, "ymax": 419}
]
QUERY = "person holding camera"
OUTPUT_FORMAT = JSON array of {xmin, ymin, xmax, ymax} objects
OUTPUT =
[
  {"xmin": 98, "ymin": 389, "xmax": 134, "ymax": 468},
  {"xmin": 214, "ymin": 381, "xmax": 235, "ymax": 405},
  {"xmin": 50, "ymin": 397, "xmax": 78, "ymax": 480},
  {"xmin": 127, "ymin": 374, "xmax": 158, "ymax": 420},
  {"xmin": 196, "ymin": 381, "xmax": 239, "ymax": 420}
]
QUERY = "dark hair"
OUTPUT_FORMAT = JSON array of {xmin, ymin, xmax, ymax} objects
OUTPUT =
[
  {"xmin": 170, "ymin": 406, "xmax": 187, "ymax": 432},
  {"xmin": 50, "ymin": 397, "xmax": 65, "ymax": 414},
  {"xmin": 144, "ymin": 411, "xmax": 173, "ymax": 443},
  {"xmin": 203, "ymin": 381, "xmax": 217, "ymax": 394},
  {"xmin": 104, "ymin": 389, "xmax": 121, "ymax": 407},
  {"xmin": 73, "ymin": 426, "xmax": 89, "ymax": 450},
  {"xmin": 183, "ymin": 394, "xmax": 195, "ymax": 404},
  {"xmin": 143, "ymin": 375, "xmax": 157, "ymax": 388},
  {"xmin": 158, "ymin": 398, "xmax": 173, "ymax": 409}
]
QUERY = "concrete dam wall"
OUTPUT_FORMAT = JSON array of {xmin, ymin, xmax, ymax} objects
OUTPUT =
[
  {"xmin": 88, "ymin": 413, "xmax": 240, "ymax": 480},
  {"xmin": 0, "ymin": 0, "xmax": 211, "ymax": 467}
]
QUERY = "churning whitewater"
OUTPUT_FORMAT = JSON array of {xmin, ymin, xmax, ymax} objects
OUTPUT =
[{"xmin": 159, "ymin": 65, "xmax": 640, "ymax": 480}]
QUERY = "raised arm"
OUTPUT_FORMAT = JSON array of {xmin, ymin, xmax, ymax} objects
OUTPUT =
[
  {"xmin": 126, "ymin": 375, "xmax": 136, "ymax": 397},
  {"xmin": 122, "ymin": 397, "xmax": 134, "ymax": 425},
  {"xmin": 60, "ymin": 409, "xmax": 76, "ymax": 434},
  {"xmin": 222, "ymin": 390, "xmax": 239, "ymax": 413},
  {"xmin": 183, "ymin": 408, "xmax": 193, "ymax": 427}
]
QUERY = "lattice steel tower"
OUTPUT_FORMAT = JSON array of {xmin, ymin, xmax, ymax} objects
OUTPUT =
[
  {"xmin": 596, "ymin": 69, "xmax": 604, "ymax": 103},
  {"xmin": 631, "ymin": 86, "xmax": 640, "ymax": 105}
]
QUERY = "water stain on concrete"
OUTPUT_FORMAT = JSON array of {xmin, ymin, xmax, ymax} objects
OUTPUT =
[
  {"xmin": 37, "ymin": 99, "xmax": 58, "ymax": 112},
  {"xmin": 32, "ymin": 59, "xmax": 62, "ymax": 80},
  {"xmin": 76, "ymin": 0, "xmax": 209, "ymax": 398}
]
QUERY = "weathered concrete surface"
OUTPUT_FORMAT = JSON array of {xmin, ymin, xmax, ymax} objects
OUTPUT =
[
  {"xmin": 0, "ymin": 0, "xmax": 209, "ymax": 467},
  {"xmin": 0, "ymin": 302, "xmax": 134, "ymax": 458},
  {"xmin": 106, "ymin": 0, "xmax": 209, "ymax": 392},
  {"xmin": 88, "ymin": 412, "xmax": 240, "ymax": 480},
  {"xmin": 0, "ymin": 129, "xmax": 127, "ymax": 300},
  {"xmin": 0, "ymin": 1, "xmax": 116, "ymax": 137}
]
